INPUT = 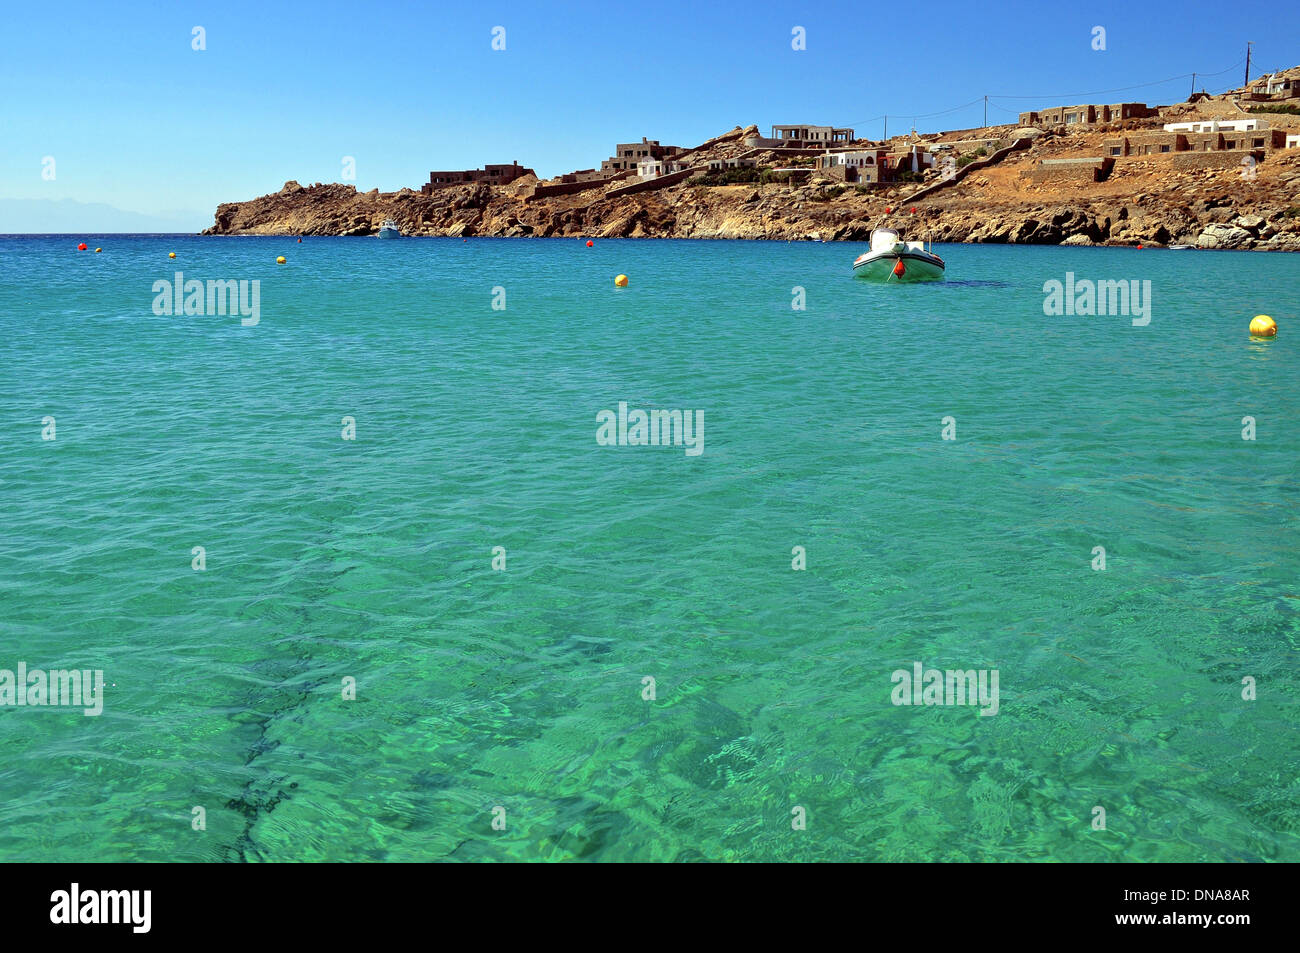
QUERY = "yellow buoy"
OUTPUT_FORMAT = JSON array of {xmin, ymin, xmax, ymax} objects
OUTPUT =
[
  {"xmin": 94, "ymin": 247, "xmax": 102, "ymax": 253},
  {"xmin": 168, "ymin": 252, "xmax": 176, "ymax": 259},
  {"xmin": 276, "ymin": 256, "xmax": 287, "ymax": 264},
  {"xmin": 614, "ymin": 274, "xmax": 628, "ymax": 288},
  {"xmin": 1249, "ymin": 314, "xmax": 1277, "ymax": 337}
]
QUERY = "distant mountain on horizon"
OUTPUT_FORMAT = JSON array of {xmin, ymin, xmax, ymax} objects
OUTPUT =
[{"xmin": 0, "ymin": 198, "xmax": 208, "ymax": 234}]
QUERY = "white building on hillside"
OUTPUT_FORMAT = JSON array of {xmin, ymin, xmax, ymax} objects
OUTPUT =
[
  {"xmin": 637, "ymin": 158, "xmax": 682, "ymax": 180},
  {"xmin": 1163, "ymin": 118, "xmax": 1267, "ymax": 134}
]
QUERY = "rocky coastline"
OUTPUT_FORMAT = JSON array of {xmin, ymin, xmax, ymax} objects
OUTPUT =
[{"xmin": 203, "ymin": 126, "xmax": 1300, "ymax": 252}]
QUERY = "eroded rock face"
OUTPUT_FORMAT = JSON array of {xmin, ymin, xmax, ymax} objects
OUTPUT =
[{"xmin": 1196, "ymin": 224, "xmax": 1253, "ymax": 249}]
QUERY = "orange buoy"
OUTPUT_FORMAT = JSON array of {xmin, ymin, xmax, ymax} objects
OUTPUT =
[
  {"xmin": 77, "ymin": 242, "xmax": 87, "ymax": 250},
  {"xmin": 893, "ymin": 259, "xmax": 906, "ymax": 277},
  {"xmin": 586, "ymin": 240, "xmax": 593, "ymax": 247},
  {"xmin": 297, "ymin": 238, "xmax": 302, "ymax": 243}
]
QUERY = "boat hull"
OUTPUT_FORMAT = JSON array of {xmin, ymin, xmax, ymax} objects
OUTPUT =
[
  {"xmin": 377, "ymin": 226, "xmax": 401, "ymax": 239},
  {"xmin": 853, "ymin": 250, "xmax": 944, "ymax": 282}
]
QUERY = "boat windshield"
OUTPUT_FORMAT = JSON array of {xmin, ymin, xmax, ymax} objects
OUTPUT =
[{"xmin": 870, "ymin": 228, "xmax": 900, "ymax": 251}]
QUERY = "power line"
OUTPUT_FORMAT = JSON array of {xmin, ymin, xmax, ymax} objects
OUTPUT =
[
  {"xmin": 903, "ymin": 97, "xmax": 986, "ymax": 121},
  {"xmin": 987, "ymin": 60, "xmax": 1245, "ymax": 100},
  {"xmin": 837, "ymin": 58, "xmax": 1263, "ymax": 135}
]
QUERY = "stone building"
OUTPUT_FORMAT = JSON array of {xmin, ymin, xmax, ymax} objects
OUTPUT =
[
  {"xmin": 600, "ymin": 138, "xmax": 682, "ymax": 174},
  {"xmin": 551, "ymin": 168, "xmax": 607, "ymax": 185},
  {"xmin": 1019, "ymin": 103, "xmax": 1154, "ymax": 127},
  {"xmin": 1103, "ymin": 131, "xmax": 1187, "ymax": 156},
  {"xmin": 637, "ymin": 157, "xmax": 685, "ymax": 180},
  {"xmin": 1102, "ymin": 128, "xmax": 1285, "ymax": 158},
  {"xmin": 421, "ymin": 161, "xmax": 534, "ymax": 191},
  {"xmin": 817, "ymin": 148, "xmax": 888, "ymax": 183},
  {"xmin": 1243, "ymin": 71, "xmax": 1300, "ymax": 102}
]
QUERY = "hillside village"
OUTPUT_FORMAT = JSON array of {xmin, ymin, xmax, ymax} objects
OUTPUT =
[{"xmin": 205, "ymin": 66, "xmax": 1300, "ymax": 250}]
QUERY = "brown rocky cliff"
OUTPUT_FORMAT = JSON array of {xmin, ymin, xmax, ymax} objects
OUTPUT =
[{"xmin": 203, "ymin": 134, "xmax": 1300, "ymax": 251}]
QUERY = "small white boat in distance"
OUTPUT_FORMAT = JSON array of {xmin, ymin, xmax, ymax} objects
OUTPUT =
[
  {"xmin": 853, "ymin": 227, "xmax": 944, "ymax": 281},
  {"xmin": 378, "ymin": 219, "xmax": 401, "ymax": 239}
]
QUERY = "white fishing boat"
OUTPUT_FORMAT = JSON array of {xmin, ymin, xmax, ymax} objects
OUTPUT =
[
  {"xmin": 853, "ymin": 227, "xmax": 944, "ymax": 281},
  {"xmin": 378, "ymin": 219, "xmax": 401, "ymax": 239}
]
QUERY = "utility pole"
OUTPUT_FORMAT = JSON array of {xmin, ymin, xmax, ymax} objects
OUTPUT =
[
  {"xmin": 884, "ymin": 115, "xmax": 887, "ymax": 141},
  {"xmin": 1245, "ymin": 42, "xmax": 1253, "ymax": 87},
  {"xmin": 984, "ymin": 95, "xmax": 988, "ymax": 128},
  {"xmin": 1190, "ymin": 72, "xmax": 1196, "ymax": 98}
]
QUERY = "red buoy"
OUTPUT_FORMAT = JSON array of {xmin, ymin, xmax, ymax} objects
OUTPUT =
[
  {"xmin": 893, "ymin": 259, "xmax": 906, "ymax": 277},
  {"xmin": 586, "ymin": 240, "xmax": 593, "ymax": 247},
  {"xmin": 77, "ymin": 242, "xmax": 87, "ymax": 250}
]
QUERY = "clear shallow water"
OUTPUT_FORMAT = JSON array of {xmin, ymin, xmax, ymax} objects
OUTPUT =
[{"xmin": 0, "ymin": 234, "xmax": 1296, "ymax": 862}]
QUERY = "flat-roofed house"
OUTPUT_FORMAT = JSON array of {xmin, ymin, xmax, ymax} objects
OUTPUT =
[
  {"xmin": 600, "ymin": 137, "xmax": 682, "ymax": 174},
  {"xmin": 817, "ymin": 148, "xmax": 888, "ymax": 183},
  {"xmin": 1165, "ymin": 118, "xmax": 1267, "ymax": 133},
  {"xmin": 1101, "ymin": 102, "xmax": 1155, "ymax": 121},
  {"xmin": 554, "ymin": 169, "xmax": 607, "ymax": 184},
  {"xmin": 1248, "ymin": 72, "xmax": 1300, "ymax": 102},
  {"xmin": 636, "ymin": 158, "xmax": 684, "ymax": 180},
  {"xmin": 1221, "ymin": 129, "xmax": 1286, "ymax": 152},
  {"xmin": 1025, "ymin": 103, "xmax": 1151, "ymax": 127},
  {"xmin": 706, "ymin": 157, "xmax": 758, "ymax": 171},
  {"xmin": 422, "ymin": 161, "xmax": 535, "ymax": 191},
  {"xmin": 770, "ymin": 124, "xmax": 855, "ymax": 146},
  {"xmin": 481, "ymin": 162, "xmax": 532, "ymax": 184},
  {"xmin": 1038, "ymin": 105, "xmax": 1096, "ymax": 126},
  {"xmin": 1122, "ymin": 131, "xmax": 1188, "ymax": 155},
  {"xmin": 1104, "ymin": 127, "xmax": 1283, "ymax": 158}
]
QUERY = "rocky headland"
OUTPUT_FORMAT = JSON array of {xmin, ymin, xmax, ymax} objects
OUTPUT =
[{"xmin": 204, "ymin": 118, "xmax": 1300, "ymax": 251}]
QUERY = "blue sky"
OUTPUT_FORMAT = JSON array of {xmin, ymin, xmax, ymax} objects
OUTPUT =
[{"xmin": 2, "ymin": 0, "xmax": 1296, "ymax": 230}]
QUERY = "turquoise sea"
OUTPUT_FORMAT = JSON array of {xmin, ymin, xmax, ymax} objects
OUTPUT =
[{"xmin": 1, "ymin": 234, "xmax": 1297, "ymax": 862}]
